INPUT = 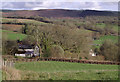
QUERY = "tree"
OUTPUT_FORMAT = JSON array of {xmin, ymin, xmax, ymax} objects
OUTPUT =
[
  {"xmin": 26, "ymin": 25, "xmax": 52, "ymax": 58},
  {"xmin": 49, "ymin": 45, "xmax": 64, "ymax": 58},
  {"xmin": 3, "ymin": 40, "xmax": 18, "ymax": 55},
  {"xmin": 100, "ymin": 40, "xmax": 118, "ymax": 61},
  {"xmin": 50, "ymin": 25, "xmax": 93, "ymax": 59},
  {"xmin": 22, "ymin": 24, "xmax": 28, "ymax": 34}
]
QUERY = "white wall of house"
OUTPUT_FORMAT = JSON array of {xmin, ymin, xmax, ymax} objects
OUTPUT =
[
  {"xmin": 24, "ymin": 49, "xmax": 34, "ymax": 51},
  {"xmin": 89, "ymin": 49, "xmax": 96, "ymax": 56},
  {"xmin": 18, "ymin": 49, "xmax": 34, "ymax": 51},
  {"xmin": 34, "ymin": 46, "xmax": 39, "ymax": 56},
  {"xmin": 15, "ymin": 53, "xmax": 33, "ymax": 57},
  {"xmin": 15, "ymin": 54, "xmax": 26, "ymax": 57}
]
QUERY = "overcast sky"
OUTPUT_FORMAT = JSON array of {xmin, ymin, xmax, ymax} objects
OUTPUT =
[{"xmin": 1, "ymin": 2, "xmax": 118, "ymax": 11}]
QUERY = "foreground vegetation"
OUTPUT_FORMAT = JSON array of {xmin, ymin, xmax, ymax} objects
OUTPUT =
[{"xmin": 3, "ymin": 61, "xmax": 119, "ymax": 80}]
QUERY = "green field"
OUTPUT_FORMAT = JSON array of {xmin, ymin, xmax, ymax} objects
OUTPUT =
[
  {"xmin": 94, "ymin": 35, "xmax": 118, "ymax": 48},
  {"xmin": 0, "ymin": 70, "xmax": 2, "ymax": 82},
  {"xmin": 14, "ymin": 61, "xmax": 119, "ymax": 80},
  {"xmin": 96, "ymin": 23, "xmax": 118, "ymax": 31},
  {"xmin": 2, "ymin": 30, "xmax": 27, "ymax": 40},
  {"xmin": 96, "ymin": 23, "xmax": 106, "ymax": 28}
]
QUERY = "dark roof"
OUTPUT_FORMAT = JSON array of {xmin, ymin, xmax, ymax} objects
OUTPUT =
[
  {"xmin": 18, "ymin": 44, "xmax": 33, "ymax": 49},
  {"xmin": 16, "ymin": 51, "xmax": 26, "ymax": 54},
  {"xmin": 25, "ymin": 51, "xmax": 34, "ymax": 54}
]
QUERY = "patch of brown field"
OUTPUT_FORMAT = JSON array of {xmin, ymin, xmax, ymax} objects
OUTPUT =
[
  {"xmin": 2, "ymin": 24, "xmax": 24, "ymax": 32},
  {"xmin": 2, "ymin": 66, "xmax": 21, "ymax": 80}
]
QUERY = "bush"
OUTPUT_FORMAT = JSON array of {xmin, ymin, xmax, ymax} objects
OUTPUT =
[
  {"xmin": 100, "ymin": 40, "xmax": 118, "ymax": 61},
  {"xmin": 49, "ymin": 45, "xmax": 64, "ymax": 58},
  {"xmin": 85, "ymin": 57, "xmax": 88, "ymax": 60},
  {"xmin": 79, "ymin": 57, "xmax": 82, "ymax": 60},
  {"xmin": 2, "ymin": 40, "xmax": 18, "ymax": 55}
]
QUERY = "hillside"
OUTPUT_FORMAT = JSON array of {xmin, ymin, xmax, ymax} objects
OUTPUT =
[{"xmin": 2, "ymin": 9, "xmax": 118, "ymax": 18}]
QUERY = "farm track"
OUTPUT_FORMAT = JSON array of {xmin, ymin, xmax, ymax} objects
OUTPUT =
[{"xmin": 4, "ymin": 57, "xmax": 120, "ymax": 65}]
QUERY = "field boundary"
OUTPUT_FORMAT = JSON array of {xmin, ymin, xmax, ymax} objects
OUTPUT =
[{"xmin": 3, "ymin": 57, "xmax": 120, "ymax": 65}]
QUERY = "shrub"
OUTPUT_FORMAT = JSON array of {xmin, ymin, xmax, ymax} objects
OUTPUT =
[
  {"xmin": 79, "ymin": 57, "xmax": 82, "ymax": 60},
  {"xmin": 85, "ymin": 57, "xmax": 88, "ymax": 60},
  {"xmin": 49, "ymin": 45, "xmax": 64, "ymax": 58},
  {"xmin": 2, "ymin": 40, "xmax": 18, "ymax": 55},
  {"xmin": 100, "ymin": 40, "xmax": 119, "ymax": 61}
]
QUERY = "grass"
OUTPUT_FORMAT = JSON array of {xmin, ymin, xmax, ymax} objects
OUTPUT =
[
  {"xmin": 0, "ymin": 70, "xmax": 2, "ymax": 81},
  {"xmin": 2, "ymin": 24, "xmax": 24, "ymax": 32},
  {"xmin": 2, "ymin": 30, "xmax": 27, "ymax": 40},
  {"xmin": 2, "ymin": 18, "xmax": 47, "ymax": 25},
  {"xmin": 94, "ymin": 35, "xmax": 118, "ymax": 48},
  {"xmin": 15, "ymin": 61, "xmax": 118, "ymax": 72},
  {"xmin": 2, "ymin": 67, "xmax": 21, "ymax": 80},
  {"xmin": 13, "ymin": 61, "xmax": 119, "ymax": 80},
  {"xmin": 96, "ymin": 23, "xmax": 106, "ymax": 28},
  {"xmin": 96, "ymin": 23, "xmax": 118, "ymax": 31},
  {"xmin": 113, "ymin": 25, "xmax": 119, "ymax": 31}
]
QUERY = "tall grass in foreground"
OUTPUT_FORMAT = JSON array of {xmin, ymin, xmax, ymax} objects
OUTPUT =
[{"xmin": 2, "ymin": 66, "xmax": 21, "ymax": 80}]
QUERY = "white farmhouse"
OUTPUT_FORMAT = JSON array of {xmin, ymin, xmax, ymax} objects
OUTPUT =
[
  {"xmin": 15, "ymin": 44, "xmax": 40, "ymax": 57},
  {"xmin": 89, "ymin": 49, "xmax": 96, "ymax": 56}
]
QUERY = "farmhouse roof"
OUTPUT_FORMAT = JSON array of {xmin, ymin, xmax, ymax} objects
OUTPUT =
[{"xmin": 18, "ymin": 44, "xmax": 33, "ymax": 49}]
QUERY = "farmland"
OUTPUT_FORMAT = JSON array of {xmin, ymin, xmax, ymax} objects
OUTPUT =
[
  {"xmin": 12, "ymin": 61, "xmax": 119, "ymax": 80},
  {"xmin": 96, "ymin": 23, "xmax": 118, "ymax": 32},
  {"xmin": 94, "ymin": 35, "xmax": 118, "ymax": 48},
  {"xmin": 1, "ymin": 18, "xmax": 47, "ymax": 25},
  {"xmin": 2, "ymin": 24, "xmax": 24, "ymax": 33},
  {"xmin": 2, "ymin": 30, "xmax": 27, "ymax": 40}
]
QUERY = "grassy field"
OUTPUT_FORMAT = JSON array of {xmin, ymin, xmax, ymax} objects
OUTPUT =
[
  {"xmin": 2, "ymin": 18, "xmax": 47, "ymax": 25},
  {"xmin": 96, "ymin": 23, "xmax": 118, "ymax": 31},
  {"xmin": 96, "ymin": 23, "xmax": 106, "ymax": 28},
  {"xmin": 94, "ymin": 35, "xmax": 118, "ymax": 48},
  {"xmin": 0, "ymin": 70, "xmax": 2, "ymax": 81},
  {"xmin": 2, "ymin": 24, "xmax": 24, "ymax": 32},
  {"xmin": 2, "ymin": 30, "xmax": 27, "ymax": 40},
  {"xmin": 14, "ymin": 61, "xmax": 119, "ymax": 80}
]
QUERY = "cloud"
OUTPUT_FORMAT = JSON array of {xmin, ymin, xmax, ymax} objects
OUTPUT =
[{"xmin": 1, "ymin": 2, "xmax": 118, "ymax": 11}]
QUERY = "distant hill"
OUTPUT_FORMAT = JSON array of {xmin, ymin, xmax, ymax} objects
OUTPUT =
[{"xmin": 2, "ymin": 9, "xmax": 118, "ymax": 18}]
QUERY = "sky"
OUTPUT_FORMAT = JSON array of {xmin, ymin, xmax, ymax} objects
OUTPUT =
[{"xmin": 1, "ymin": 1, "xmax": 118, "ymax": 11}]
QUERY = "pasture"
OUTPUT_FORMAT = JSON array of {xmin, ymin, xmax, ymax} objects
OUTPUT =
[
  {"xmin": 94, "ymin": 35, "xmax": 118, "ymax": 48},
  {"xmin": 2, "ymin": 18, "xmax": 47, "ymax": 25},
  {"xmin": 96, "ymin": 23, "xmax": 118, "ymax": 31},
  {"xmin": 2, "ymin": 30, "xmax": 27, "ymax": 40},
  {"xmin": 2, "ymin": 24, "xmax": 24, "ymax": 33},
  {"xmin": 14, "ymin": 61, "xmax": 119, "ymax": 80}
]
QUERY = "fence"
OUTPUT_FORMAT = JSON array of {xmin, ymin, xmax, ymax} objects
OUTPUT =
[
  {"xmin": 2, "ymin": 60, "xmax": 15, "ymax": 68},
  {"xmin": 2, "ymin": 57, "xmax": 120, "ymax": 65}
]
